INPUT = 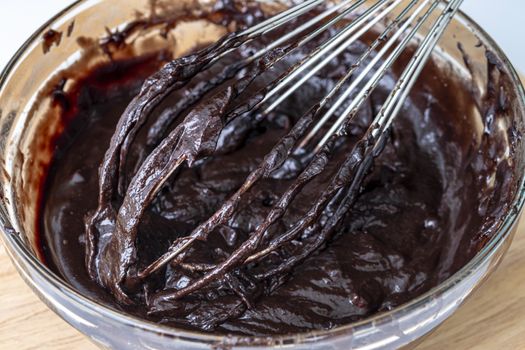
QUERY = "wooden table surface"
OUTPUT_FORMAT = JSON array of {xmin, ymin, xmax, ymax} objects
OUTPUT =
[{"xmin": 1, "ymin": 77, "xmax": 525, "ymax": 350}]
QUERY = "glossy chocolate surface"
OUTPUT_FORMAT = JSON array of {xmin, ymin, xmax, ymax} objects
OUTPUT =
[{"xmin": 39, "ymin": 2, "xmax": 515, "ymax": 336}]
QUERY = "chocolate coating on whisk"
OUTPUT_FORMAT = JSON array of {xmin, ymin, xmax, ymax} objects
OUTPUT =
[{"xmin": 39, "ymin": 2, "xmax": 517, "ymax": 336}]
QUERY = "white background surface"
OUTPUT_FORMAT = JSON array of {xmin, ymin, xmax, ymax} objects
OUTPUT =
[{"xmin": 0, "ymin": 1, "xmax": 523, "ymax": 72}]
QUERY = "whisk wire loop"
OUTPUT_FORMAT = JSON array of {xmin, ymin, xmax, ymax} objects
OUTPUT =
[{"xmin": 93, "ymin": 0, "xmax": 465, "ymax": 302}]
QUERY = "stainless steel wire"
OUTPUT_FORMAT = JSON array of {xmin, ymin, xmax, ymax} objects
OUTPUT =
[{"xmin": 135, "ymin": 0, "xmax": 465, "ymax": 290}]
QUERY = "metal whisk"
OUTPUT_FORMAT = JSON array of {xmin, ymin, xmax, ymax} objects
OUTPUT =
[{"xmin": 85, "ymin": 0, "xmax": 464, "ymax": 305}]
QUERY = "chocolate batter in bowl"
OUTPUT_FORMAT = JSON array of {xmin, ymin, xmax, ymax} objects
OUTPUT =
[{"xmin": 0, "ymin": 0, "xmax": 524, "ymax": 349}]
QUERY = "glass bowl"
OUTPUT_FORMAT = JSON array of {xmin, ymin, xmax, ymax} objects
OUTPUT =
[{"xmin": 0, "ymin": 0, "xmax": 524, "ymax": 349}]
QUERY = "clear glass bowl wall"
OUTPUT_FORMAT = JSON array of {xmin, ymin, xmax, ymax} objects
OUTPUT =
[{"xmin": 0, "ymin": 0, "xmax": 524, "ymax": 349}]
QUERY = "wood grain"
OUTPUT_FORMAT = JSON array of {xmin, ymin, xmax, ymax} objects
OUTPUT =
[
  {"xmin": 0, "ymin": 243, "xmax": 92, "ymax": 350},
  {"xmin": 1, "ymin": 78, "xmax": 525, "ymax": 350}
]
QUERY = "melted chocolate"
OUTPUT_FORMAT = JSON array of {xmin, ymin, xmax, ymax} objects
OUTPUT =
[
  {"xmin": 39, "ymin": 3, "xmax": 516, "ymax": 337},
  {"xmin": 42, "ymin": 29, "xmax": 62, "ymax": 54}
]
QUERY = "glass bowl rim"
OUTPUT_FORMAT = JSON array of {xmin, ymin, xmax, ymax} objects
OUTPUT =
[{"xmin": 1, "ymin": 0, "xmax": 524, "ymax": 346}]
